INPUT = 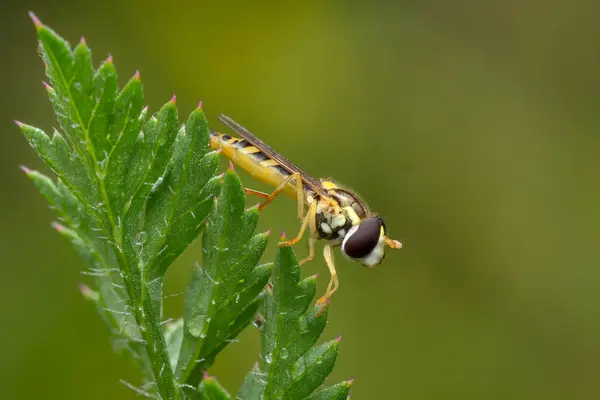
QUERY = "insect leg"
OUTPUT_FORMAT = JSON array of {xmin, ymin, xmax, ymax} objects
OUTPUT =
[
  {"xmin": 316, "ymin": 244, "xmax": 339, "ymax": 307},
  {"xmin": 295, "ymin": 172, "xmax": 304, "ymax": 220},
  {"xmin": 279, "ymin": 202, "xmax": 315, "ymax": 247},
  {"xmin": 257, "ymin": 172, "xmax": 301, "ymax": 211},
  {"xmin": 244, "ymin": 188, "xmax": 270, "ymax": 198},
  {"xmin": 298, "ymin": 237, "xmax": 316, "ymax": 265}
]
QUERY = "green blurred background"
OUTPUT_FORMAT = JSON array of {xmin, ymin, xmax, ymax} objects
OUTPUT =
[{"xmin": 2, "ymin": 1, "xmax": 599, "ymax": 399}]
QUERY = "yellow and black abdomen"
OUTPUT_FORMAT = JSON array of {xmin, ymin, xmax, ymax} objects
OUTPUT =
[{"xmin": 210, "ymin": 132, "xmax": 298, "ymax": 199}]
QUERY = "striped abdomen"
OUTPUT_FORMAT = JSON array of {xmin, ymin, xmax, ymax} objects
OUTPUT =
[{"xmin": 210, "ymin": 132, "xmax": 300, "ymax": 199}]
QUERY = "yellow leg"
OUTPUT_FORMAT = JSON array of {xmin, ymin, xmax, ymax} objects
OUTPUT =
[
  {"xmin": 245, "ymin": 173, "xmax": 305, "ymax": 220},
  {"xmin": 244, "ymin": 188, "xmax": 269, "ymax": 198},
  {"xmin": 294, "ymin": 172, "xmax": 304, "ymax": 220},
  {"xmin": 279, "ymin": 202, "xmax": 315, "ymax": 247},
  {"xmin": 256, "ymin": 172, "xmax": 302, "ymax": 216},
  {"xmin": 298, "ymin": 237, "xmax": 316, "ymax": 265},
  {"xmin": 316, "ymin": 244, "xmax": 338, "ymax": 306}
]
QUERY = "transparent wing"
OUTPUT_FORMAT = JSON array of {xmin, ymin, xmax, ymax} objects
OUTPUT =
[{"xmin": 218, "ymin": 114, "xmax": 327, "ymax": 197}]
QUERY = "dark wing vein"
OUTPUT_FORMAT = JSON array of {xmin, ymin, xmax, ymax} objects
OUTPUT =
[{"xmin": 218, "ymin": 114, "xmax": 327, "ymax": 197}]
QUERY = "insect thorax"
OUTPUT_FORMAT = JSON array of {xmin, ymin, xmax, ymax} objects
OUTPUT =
[
  {"xmin": 313, "ymin": 188, "xmax": 369, "ymax": 242},
  {"xmin": 328, "ymin": 188, "xmax": 369, "ymax": 219}
]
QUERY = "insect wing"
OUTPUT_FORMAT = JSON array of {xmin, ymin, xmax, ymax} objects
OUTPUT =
[{"xmin": 218, "ymin": 114, "xmax": 327, "ymax": 197}]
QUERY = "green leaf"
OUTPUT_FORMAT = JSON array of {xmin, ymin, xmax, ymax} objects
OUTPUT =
[
  {"xmin": 176, "ymin": 170, "xmax": 272, "ymax": 386},
  {"xmin": 140, "ymin": 109, "xmax": 220, "ymax": 278},
  {"xmin": 20, "ymin": 15, "xmax": 221, "ymax": 399},
  {"xmin": 165, "ymin": 319, "xmax": 185, "ymax": 371},
  {"xmin": 304, "ymin": 380, "xmax": 354, "ymax": 400},
  {"xmin": 23, "ymin": 168, "xmax": 136, "ymax": 340},
  {"xmin": 282, "ymin": 339, "xmax": 340, "ymax": 399},
  {"xmin": 21, "ymin": 14, "xmax": 351, "ymax": 400},
  {"xmin": 196, "ymin": 375, "xmax": 232, "ymax": 400},
  {"xmin": 238, "ymin": 245, "xmax": 346, "ymax": 400},
  {"xmin": 237, "ymin": 363, "xmax": 266, "ymax": 400}
]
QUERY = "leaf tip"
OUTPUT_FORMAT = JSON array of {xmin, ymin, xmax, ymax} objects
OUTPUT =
[
  {"xmin": 134, "ymin": 70, "xmax": 141, "ymax": 80},
  {"xmin": 13, "ymin": 120, "xmax": 23, "ymax": 128},
  {"xmin": 79, "ymin": 36, "xmax": 86, "ymax": 45},
  {"xmin": 346, "ymin": 377, "xmax": 355, "ymax": 386},
  {"xmin": 197, "ymin": 100, "xmax": 203, "ymax": 110},
  {"xmin": 106, "ymin": 54, "xmax": 113, "ymax": 64},
  {"xmin": 336, "ymin": 334, "xmax": 342, "ymax": 343},
  {"xmin": 28, "ymin": 11, "xmax": 42, "ymax": 28},
  {"xmin": 315, "ymin": 297, "xmax": 330, "ymax": 317},
  {"xmin": 42, "ymin": 81, "xmax": 52, "ymax": 91},
  {"xmin": 19, "ymin": 165, "xmax": 31, "ymax": 174},
  {"xmin": 265, "ymin": 229, "xmax": 271, "ymax": 237},
  {"xmin": 78, "ymin": 283, "xmax": 95, "ymax": 299},
  {"xmin": 51, "ymin": 221, "xmax": 66, "ymax": 233},
  {"xmin": 170, "ymin": 94, "xmax": 177, "ymax": 104},
  {"xmin": 202, "ymin": 370, "xmax": 213, "ymax": 381},
  {"xmin": 228, "ymin": 160, "xmax": 235, "ymax": 171},
  {"xmin": 280, "ymin": 231, "xmax": 287, "ymax": 241}
]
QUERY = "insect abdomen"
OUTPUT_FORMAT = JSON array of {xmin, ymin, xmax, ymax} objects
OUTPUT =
[{"xmin": 210, "ymin": 132, "xmax": 298, "ymax": 199}]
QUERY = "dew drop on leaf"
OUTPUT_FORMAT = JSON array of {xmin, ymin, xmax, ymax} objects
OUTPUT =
[
  {"xmin": 136, "ymin": 231, "xmax": 148, "ymax": 246},
  {"xmin": 252, "ymin": 316, "xmax": 264, "ymax": 328},
  {"xmin": 280, "ymin": 348, "xmax": 289, "ymax": 360}
]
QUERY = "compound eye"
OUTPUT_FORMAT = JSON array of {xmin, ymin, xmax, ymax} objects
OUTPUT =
[{"xmin": 342, "ymin": 217, "xmax": 382, "ymax": 259}]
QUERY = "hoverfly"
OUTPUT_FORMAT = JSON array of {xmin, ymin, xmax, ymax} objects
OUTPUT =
[{"xmin": 211, "ymin": 115, "xmax": 402, "ymax": 308}]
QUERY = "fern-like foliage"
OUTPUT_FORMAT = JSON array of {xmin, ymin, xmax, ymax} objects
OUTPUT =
[
  {"xmin": 237, "ymin": 245, "xmax": 353, "ymax": 400},
  {"xmin": 18, "ymin": 13, "xmax": 352, "ymax": 400},
  {"xmin": 176, "ymin": 169, "xmax": 273, "ymax": 390}
]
